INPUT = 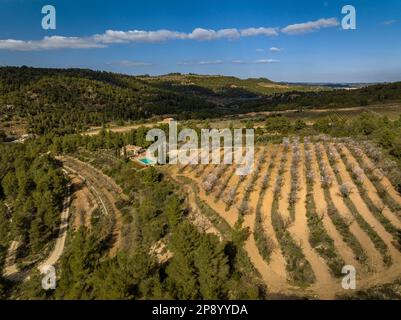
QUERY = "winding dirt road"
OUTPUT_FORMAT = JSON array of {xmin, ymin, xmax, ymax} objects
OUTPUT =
[
  {"xmin": 3, "ymin": 180, "xmax": 71, "ymax": 281},
  {"xmin": 38, "ymin": 180, "xmax": 71, "ymax": 273}
]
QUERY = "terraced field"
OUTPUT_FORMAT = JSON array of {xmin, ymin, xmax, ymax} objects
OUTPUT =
[
  {"xmin": 60, "ymin": 156, "xmax": 125, "ymax": 257},
  {"xmin": 166, "ymin": 137, "xmax": 401, "ymax": 299}
]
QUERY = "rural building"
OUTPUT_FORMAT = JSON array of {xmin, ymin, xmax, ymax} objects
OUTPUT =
[
  {"xmin": 121, "ymin": 145, "xmax": 144, "ymax": 158},
  {"xmin": 159, "ymin": 117, "xmax": 175, "ymax": 124}
]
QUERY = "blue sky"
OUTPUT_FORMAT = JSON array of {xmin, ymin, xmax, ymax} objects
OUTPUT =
[{"xmin": 0, "ymin": 0, "xmax": 400, "ymax": 82}]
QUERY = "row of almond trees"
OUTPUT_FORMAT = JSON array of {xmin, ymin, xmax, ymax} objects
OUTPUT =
[
  {"xmin": 303, "ymin": 138, "xmax": 345, "ymax": 277},
  {"xmin": 254, "ymin": 149, "xmax": 278, "ymax": 263},
  {"xmin": 185, "ymin": 135, "xmax": 401, "ymax": 286},
  {"xmin": 314, "ymin": 142, "xmax": 370, "ymax": 270},
  {"xmin": 345, "ymin": 140, "xmax": 401, "ymax": 219},
  {"xmin": 270, "ymin": 141, "xmax": 316, "ymax": 286},
  {"xmin": 322, "ymin": 142, "xmax": 392, "ymax": 266},
  {"xmin": 288, "ymin": 138, "xmax": 301, "ymax": 222},
  {"xmin": 335, "ymin": 144, "xmax": 400, "ymax": 240},
  {"xmin": 237, "ymin": 150, "xmax": 267, "ymax": 223}
]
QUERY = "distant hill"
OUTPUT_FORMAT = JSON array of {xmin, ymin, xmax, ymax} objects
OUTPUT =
[
  {"xmin": 0, "ymin": 66, "xmax": 400, "ymax": 135},
  {"xmin": 0, "ymin": 67, "xmax": 317, "ymax": 134},
  {"xmin": 0, "ymin": 67, "xmax": 216, "ymax": 134},
  {"xmin": 138, "ymin": 73, "xmax": 317, "ymax": 99}
]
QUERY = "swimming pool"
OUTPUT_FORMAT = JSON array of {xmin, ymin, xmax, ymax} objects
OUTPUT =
[{"xmin": 138, "ymin": 158, "xmax": 155, "ymax": 165}]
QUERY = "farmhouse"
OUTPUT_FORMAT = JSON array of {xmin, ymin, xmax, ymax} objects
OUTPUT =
[
  {"xmin": 159, "ymin": 117, "xmax": 175, "ymax": 124},
  {"xmin": 120, "ymin": 145, "xmax": 144, "ymax": 158}
]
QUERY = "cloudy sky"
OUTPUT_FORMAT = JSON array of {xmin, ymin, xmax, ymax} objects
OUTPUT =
[{"xmin": 0, "ymin": 0, "xmax": 400, "ymax": 82}]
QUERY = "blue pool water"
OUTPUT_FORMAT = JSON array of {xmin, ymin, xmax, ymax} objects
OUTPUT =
[{"xmin": 138, "ymin": 158, "xmax": 155, "ymax": 165}]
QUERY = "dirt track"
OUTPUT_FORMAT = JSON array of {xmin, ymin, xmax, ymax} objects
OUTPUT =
[
  {"xmin": 3, "ymin": 178, "xmax": 71, "ymax": 281},
  {"xmin": 38, "ymin": 180, "xmax": 71, "ymax": 272},
  {"xmin": 60, "ymin": 156, "xmax": 124, "ymax": 257}
]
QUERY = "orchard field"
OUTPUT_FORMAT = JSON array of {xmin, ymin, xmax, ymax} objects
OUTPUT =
[{"xmin": 166, "ymin": 136, "xmax": 401, "ymax": 299}]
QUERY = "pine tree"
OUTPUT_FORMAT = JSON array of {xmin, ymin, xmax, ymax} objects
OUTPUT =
[
  {"xmin": 194, "ymin": 235, "xmax": 229, "ymax": 299},
  {"xmin": 166, "ymin": 222, "xmax": 201, "ymax": 299},
  {"xmin": 2, "ymin": 171, "xmax": 18, "ymax": 200},
  {"xmin": 166, "ymin": 253, "xmax": 199, "ymax": 299},
  {"xmin": 165, "ymin": 196, "xmax": 184, "ymax": 228},
  {"xmin": 0, "ymin": 202, "xmax": 10, "ymax": 246}
]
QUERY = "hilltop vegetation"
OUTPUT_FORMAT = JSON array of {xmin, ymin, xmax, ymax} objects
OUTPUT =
[
  {"xmin": 0, "ymin": 67, "xmax": 300, "ymax": 135},
  {"xmin": 1, "ymin": 67, "xmax": 401, "ymax": 135},
  {"xmin": 138, "ymin": 73, "xmax": 314, "ymax": 97},
  {"xmin": 0, "ymin": 67, "xmax": 218, "ymax": 134},
  {"xmin": 285, "ymin": 82, "xmax": 401, "ymax": 109}
]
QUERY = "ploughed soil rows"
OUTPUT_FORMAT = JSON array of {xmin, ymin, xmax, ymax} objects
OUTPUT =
[{"xmin": 167, "ymin": 139, "xmax": 401, "ymax": 299}]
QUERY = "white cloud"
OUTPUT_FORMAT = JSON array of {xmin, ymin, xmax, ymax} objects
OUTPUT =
[
  {"xmin": 177, "ymin": 60, "xmax": 224, "ymax": 65},
  {"xmin": 97, "ymin": 28, "xmax": 240, "ymax": 43},
  {"xmin": 269, "ymin": 47, "xmax": 283, "ymax": 52},
  {"xmin": 0, "ymin": 27, "xmax": 277, "ymax": 51},
  {"xmin": 255, "ymin": 48, "xmax": 265, "ymax": 52},
  {"xmin": 0, "ymin": 19, "xmax": 339, "ymax": 51},
  {"xmin": 241, "ymin": 27, "xmax": 279, "ymax": 37},
  {"xmin": 187, "ymin": 28, "xmax": 219, "ymax": 41},
  {"xmin": 176, "ymin": 61, "xmax": 192, "ymax": 66},
  {"xmin": 198, "ymin": 60, "xmax": 224, "ymax": 65},
  {"xmin": 187, "ymin": 28, "xmax": 238, "ymax": 40},
  {"xmin": 281, "ymin": 18, "xmax": 339, "ymax": 35},
  {"xmin": 94, "ymin": 29, "xmax": 187, "ymax": 43},
  {"xmin": 96, "ymin": 27, "xmax": 254, "ymax": 42},
  {"xmin": 382, "ymin": 19, "xmax": 397, "ymax": 25},
  {"xmin": 109, "ymin": 60, "xmax": 153, "ymax": 67},
  {"xmin": 230, "ymin": 59, "xmax": 279, "ymax": 64},
  {"xmin": 255, "ymin": 59, "xmax": 280, "ymax": 64},
  {"xmin": 0, "ymin": 36, "xmax": 104, "ymax": 51}
]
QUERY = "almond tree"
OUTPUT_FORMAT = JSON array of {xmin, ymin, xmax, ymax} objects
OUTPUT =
[
  {"xmin": 202, "ymin": 173, "xmax": 217, "ymax": 192},
  {"xmin": 237, "ymin": 201, "xmax": 249, "ymax": 215},
  {"xmin": 223, "ymin": 188, "xmax": 236, "ymax": 207},
  {"xmin": 283, "ymin": 137, "xmax": 290, "ymax": 151},
  {"xmin": 351, "ymin": 165, "xmax": 365, "ymax": 184},
  {"xmin": 340, "ymin": 182, "xmax": 353, "ymax": 198}
]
